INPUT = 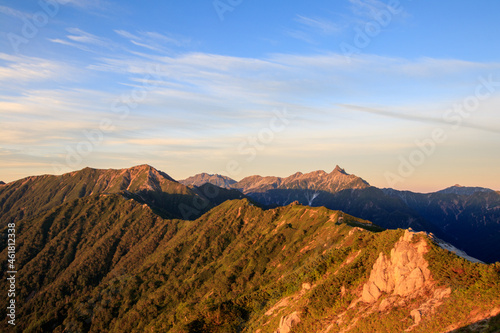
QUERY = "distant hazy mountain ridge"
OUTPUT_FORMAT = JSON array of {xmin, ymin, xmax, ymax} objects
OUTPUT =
[
  {"xmin": 436, "ymin": 184, "xmax": 495, "ymax": 195},
  {"xmin": 180, "ymin": 172, "xmax": 237, "ymax": 189}
]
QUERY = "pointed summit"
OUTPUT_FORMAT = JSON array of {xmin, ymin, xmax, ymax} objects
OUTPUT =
[{"xmin": 332, "ymin": 165, "xmax": 347, "ymax": 175}]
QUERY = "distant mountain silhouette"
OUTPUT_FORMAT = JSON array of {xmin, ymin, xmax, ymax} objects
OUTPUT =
[
  {"xmin": 436, "ymin": 184, "xmax": 495, "ymax": 195},
  {"xmin": 381, "ymin": 188, "xmax": 500, "ymax": 263},
  {"xmin": 180, "ymin": 172, "xmax": 237, "ymax": 189}
]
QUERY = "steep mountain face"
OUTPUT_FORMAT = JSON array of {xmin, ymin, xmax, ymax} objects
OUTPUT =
[
  {"xmin": 0, "ymin": 181, "xmax": 5, "ymax": 185},
  {"xmin": 0, "ymin": 165, "xmax": 212, "ymax": 224},
  {"xmin": 382, "ymin": 189, "xmax": 500, "ymax": 263},
  {"xmin": 233, "ymin": 166, "xmax": 370, "ymax": 195},
  {"xmin": 194, "ymin": 183, "xmax": 248, "ymax": 206},
  {"xmin": 1, "ymin": 198, "xmax": 498, "ymax": 332},
  {"xmin": 180, "ymin": 173, "xmax": 237, "ymax": 189},
  {"xmin": 0, "ymin": 193, "xmax": 177, "ymax": 331}
]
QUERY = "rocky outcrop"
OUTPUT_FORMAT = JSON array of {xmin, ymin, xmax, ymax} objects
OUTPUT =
[
  {"xmin": 446, "ymin": 308, "xmax": 500, "ymax": 332},
  {"xmin": 275, "ymin": 312, "xmax": 301, "ymax": 333},
  {"xmin": 340, "ymin": 229, "xmax": 454, "ymax": 332},
  {"xmin": 362, "ymin": 230, "xmax": 432, "ymax": 303}
]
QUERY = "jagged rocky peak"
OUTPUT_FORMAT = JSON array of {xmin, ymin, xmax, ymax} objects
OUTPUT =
[
  {"xmin": 332, "ymin": 165, "xmax": 348, "ymax": 175},
  {"xmin": 233, "ymin": 166, "xmax": 370, "ymax": 195},
  {"xmin": 0, "ymin": 181, "xmax": 5, "ymax": 185}
]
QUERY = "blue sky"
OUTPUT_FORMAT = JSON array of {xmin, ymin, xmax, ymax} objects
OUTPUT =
[{"xmin": 0, "ymin": 0, "xmax": 499, "ymax": 192}]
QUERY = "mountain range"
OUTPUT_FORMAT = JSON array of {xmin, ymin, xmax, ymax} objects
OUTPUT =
[
  {"xmin": 0, "ymin": 165, "xmax": 248, "ymax": 227},
  {"xmin": 1, "ymin": 164, "xmax": 499, "ymax": 332},
  {"xmin": 180, "ymin": 167, "xmax": 500, "ymax": 263},
  {"xmin": 232, "ymin": 166, "xmax": 369, "ymax": 196}
]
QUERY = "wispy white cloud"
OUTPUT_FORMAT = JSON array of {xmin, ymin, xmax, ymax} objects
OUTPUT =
[
  {"xmin": 0, "ymin": 5, "xmax": 29, "ymax": 19},
  {"xmin": 48, "ymin": 38, "xmax": 91, "ymax": 52},
  {"xmin": 80, "ymin": 51, "xmax": 500, "ymax": 120},
  {"xmin": 130, "ymin": 40, "xmax": 165, "ymax": 52},
  {"xmin": 66, "ymin": 27, "xmax": 111, "ymax": 47},
  {"xmin": 143, "ymin": 31, "xmax": 189, "ymax": 47},
  {"xmin": 270, "ymin": 53, "xmax": 500, "ymax": 78},
  {"xmin": 295, "ymin": 15, "xmax": 340, "ymax": 35},
  {"xmin": 285, "ymin": 29, "xmax": 317, "ymax": 44},
  {"xmin": 71, "ymin": 51, "xmax": 500, "ymax": 157},
  {"xmin": 0, "ymin": 53, "xmax": 74, "ymax": 84},
  {"xmin": 114, "ymin": 30, "xmax": 135, "ymax": 40},
  {"xmin": 49, "ymin": 27, "xmax": 115, "ymax": 51},
  {"xmin": 348, "ymin": 0, "xmax": 407, "ymax": 19},
  {"xmin": 2, "ymin": 49, "xmax": 499, "ymax": 185},
  {"xmin": 62, "ymin": 0, "xmax": 109, "ymax": 10},
  {"xmin": 392, "ymin": 57, "xmax": 494, "ymax": 77},
  {"xmin": 289, "ymin": 0, "xmax": 406, "ymax": 44},
  {"xmin": 338, "ymin": 103, "xmax": 500, "ymax": 134},
  {"xmin": 114, "ymin": 29, "xmax": 191, "ymax": 53}
]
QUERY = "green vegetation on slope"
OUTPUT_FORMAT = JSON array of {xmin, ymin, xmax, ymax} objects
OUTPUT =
[
  {"xmin": 1, "ymin": 196, "xmax": 499, "ymax": 333},
  {"xmin": 0, "ymin": 165, "xmax": 216, "ymax": 226}
]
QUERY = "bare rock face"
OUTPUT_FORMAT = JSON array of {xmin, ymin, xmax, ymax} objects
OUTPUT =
[
  {"xmin": 410, "ymin": 309, "xmax": 422, "ymax": 325},
  {"xmin": 275, "ymin": 312, "xmax": 301, "ymax": 333},
  {"xmin": 362, "ymin": 230, "xmax": 432, "ymax": 303}
]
